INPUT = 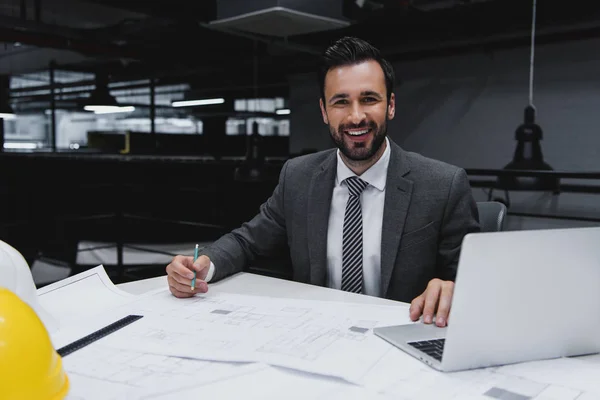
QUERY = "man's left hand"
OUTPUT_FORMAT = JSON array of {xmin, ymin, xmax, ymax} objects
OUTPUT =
[{"xmin": 409, "ymin": 279, "xmax": 454, "ymax": 327}]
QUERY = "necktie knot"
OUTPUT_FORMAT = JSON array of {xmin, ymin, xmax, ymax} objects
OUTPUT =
[{"xmin": 345, "ymin": 177, "xmax": 368, "ymax": 197}]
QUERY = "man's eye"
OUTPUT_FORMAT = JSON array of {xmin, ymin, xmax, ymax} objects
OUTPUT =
[
  {"xmin": 362, "ymin": 97, "xmax": 377, "ymax": 103},
  {"xmin": 334, "ymin": 100, "xmax": 349, "ymax": 105}
]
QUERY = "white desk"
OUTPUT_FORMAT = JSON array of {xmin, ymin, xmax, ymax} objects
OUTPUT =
[
  {"xmin": 117, "ymin": 272, "xmax": 404, "ymax": 307},
  {"xmin": 45, "ymin": 271, "xmax": 599, "ymax": 400}
]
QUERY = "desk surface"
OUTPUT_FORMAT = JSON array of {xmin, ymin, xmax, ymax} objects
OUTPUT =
[
  {"xmin": 51, "ymin": 270, "xmax": 599, "ymax": 399},
  {"xmin": 117, "ymin": 272, "xmax": 404, "ymax": 307}
]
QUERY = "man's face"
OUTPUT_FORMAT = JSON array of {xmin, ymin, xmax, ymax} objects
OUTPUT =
[{"xmin": 320, "ymin": 60, "xmax": 395, "ymax": 162}]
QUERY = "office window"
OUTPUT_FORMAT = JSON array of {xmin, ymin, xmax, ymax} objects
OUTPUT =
[
  {"xmin": 226, "ymin": 117, "xmax": 289, "ymax": 136},
  {"xmin": 233, "ymin": 97, "xmax": 286, "ymax": 113}
]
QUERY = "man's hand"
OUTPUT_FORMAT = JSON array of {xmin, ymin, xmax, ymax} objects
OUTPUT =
[
  {"xmin": 409, "ymin": 278, "xmax": 454, "ymax": 327},
  {"xmin": 166, "ymin": 255, "xmax": 211, "ymax": 298}
]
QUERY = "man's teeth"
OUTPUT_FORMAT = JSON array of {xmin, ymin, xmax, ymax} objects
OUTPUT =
[{"xmin": 346, "ymin": 129, "xmax": 369, "ymax": 136}]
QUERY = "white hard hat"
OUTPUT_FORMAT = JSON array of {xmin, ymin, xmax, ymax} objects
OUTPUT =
[{"xmin": 0, "ymin": 241, "xmax": 57, "ymax": 332}]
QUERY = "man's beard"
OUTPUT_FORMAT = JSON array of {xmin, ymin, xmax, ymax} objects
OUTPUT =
[{"xmin": 329, "ymin": 118, "xmax": 387, "ymax": 162}]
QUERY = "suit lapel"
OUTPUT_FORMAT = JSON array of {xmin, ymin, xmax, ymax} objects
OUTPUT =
[
  {"xmin": 307, "ymin": 151, "xmax": 337, "ymax": 286},
  {"xmin": 380, "ymin": 142, "xmax": 413, "ymax": 297}
]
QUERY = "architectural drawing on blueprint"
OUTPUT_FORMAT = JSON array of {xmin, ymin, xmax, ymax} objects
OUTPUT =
[
  {"xmin": 127, "ymin": 299, "xmax": 381, "ymax": 362},
  {"xmin": 101, "ymin": 291, "xmax": 408, "ymax": 383},
  {"xmin": 62, "ymin": 344, "xmax": 262, "ymax": 400},
  {"xmin": 255, "ymin": 314, "xmax": 378, "ymax": 361}
]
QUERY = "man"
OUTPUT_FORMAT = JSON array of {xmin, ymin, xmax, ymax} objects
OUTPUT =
[{"xmin": 166, "ymin": 37, "xmax": 480, "ymax": 328}]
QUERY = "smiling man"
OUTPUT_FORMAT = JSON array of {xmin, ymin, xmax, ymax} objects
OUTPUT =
[
  {"xmin": 166, "ymin": 37, "xmax": 480, "ymax": 327},
  {"xmin": 320, "ymin": 60, "xmax": 391, "ymax": 174}
]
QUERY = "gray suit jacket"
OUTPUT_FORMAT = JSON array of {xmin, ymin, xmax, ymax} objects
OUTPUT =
[{"xmin": 202, "ymin": 139, "xmax": 480, "ymax": 303}]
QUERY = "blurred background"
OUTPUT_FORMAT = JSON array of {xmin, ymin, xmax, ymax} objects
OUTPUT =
[{"xmin": 1, "ymin": 0, "xmax": 600, "ymax": 286}]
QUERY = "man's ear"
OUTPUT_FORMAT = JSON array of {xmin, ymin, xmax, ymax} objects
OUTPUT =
[
  {"xmin": 319, "ymin": 98, "xmax": 329, "ymax": 124},
  {"xmin": 387, "ymin": 93, "xmax": 396, "ymax": 120}
]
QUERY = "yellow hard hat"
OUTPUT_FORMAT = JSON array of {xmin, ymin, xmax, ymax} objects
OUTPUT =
[{"xmin": 0, "ymin": 287, "xmax": 69, "ymax": 400}]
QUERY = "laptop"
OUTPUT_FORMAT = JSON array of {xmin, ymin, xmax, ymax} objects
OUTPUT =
[{"xmin": 374, "ymin": 226, "xmax": 600, "ymax": 372}]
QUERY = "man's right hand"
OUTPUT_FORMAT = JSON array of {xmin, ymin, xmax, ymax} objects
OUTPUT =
[{"xmin": 166, "ymin": 255, "xmax": 211, "ymax": 298}]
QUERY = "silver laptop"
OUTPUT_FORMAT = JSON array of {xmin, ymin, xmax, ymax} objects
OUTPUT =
[{"xmin": 374, "ymin": 226, "xmax": 600, "ymax": 372}]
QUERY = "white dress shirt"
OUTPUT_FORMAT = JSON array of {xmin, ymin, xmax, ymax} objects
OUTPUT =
[
  {"xmin": 326, "ymin": 137, "xmax": 391, "ymax": 297},
  {"xmin": 206, "ymin": 137, "xmax": 391, "ymax": 294}
]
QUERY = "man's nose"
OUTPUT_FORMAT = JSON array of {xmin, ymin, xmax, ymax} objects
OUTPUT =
[{"xmin": 347, "ymin": 103, "xmax": 366, "ymax": 125}]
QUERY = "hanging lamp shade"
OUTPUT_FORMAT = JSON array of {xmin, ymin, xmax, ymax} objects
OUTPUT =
[
  {"xmin": 498, "ymin": 0, "xmax": 558, "ymax": 192},
  {"xmin": 499, "ymin": 105, "xmax": 558, "ymax": 191},
  {"xmin": 84, "ymin": 72, "xmax": 118, "ymax": 111},
  {"xmin": 85, "ymin": 87, "xmax": 118, "ymax": 108}
]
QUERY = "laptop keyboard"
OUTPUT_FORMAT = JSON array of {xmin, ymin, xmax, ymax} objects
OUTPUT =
[{"xmin": 407, "ymin": 338, "xmax": 445, "ymax": 361}]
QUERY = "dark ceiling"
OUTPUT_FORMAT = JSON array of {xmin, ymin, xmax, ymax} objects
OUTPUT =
[{"xmin": 4, "ymin": 0, "xmax": 600, "ymax": 93}]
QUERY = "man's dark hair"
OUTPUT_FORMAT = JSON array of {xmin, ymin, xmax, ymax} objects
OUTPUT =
[{"xmin": 318, "ymin": 36, "xmax": 395, "ymax": 102}]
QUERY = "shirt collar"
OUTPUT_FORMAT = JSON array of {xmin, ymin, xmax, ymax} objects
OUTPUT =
[{"xmin": 335, "ymin": 137, "xmax": 390, "ymax": 192}]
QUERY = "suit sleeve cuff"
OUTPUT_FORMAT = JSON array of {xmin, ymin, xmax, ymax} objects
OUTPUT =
[{"xmin": 205, "ymin": 261, "xmax": 215, "ymax": 283}]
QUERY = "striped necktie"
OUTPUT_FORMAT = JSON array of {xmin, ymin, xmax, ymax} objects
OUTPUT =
[{"xmin": 341, "ymin": 176, "xmax": 369, "ymax": 293}]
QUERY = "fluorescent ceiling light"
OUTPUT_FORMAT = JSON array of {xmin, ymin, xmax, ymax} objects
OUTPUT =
[
  {"xmin": 84, "ymin": 105, "xmax": 135, "ymax": 114},
  {"xmin": 276, "ymin": 109, "xmax": 291, "ymax": 115},
  {"xmin": 172, "ymin": 98, "xmax": 225, "ymax": 107},
  {"xmin": 4, "ymin": 142, "xmax": 38, "ymax": 149},
  {"xmin": 0, "ymin": 112, "xmax": 16, "ymax": 120}
]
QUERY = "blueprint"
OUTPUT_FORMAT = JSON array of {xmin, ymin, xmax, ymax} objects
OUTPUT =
[
  {"xmin": 99, "ymin": 289, "xmax": 411, "ymax": 384},
  {"xmin": 145, "ymin": 363, "xmax": 396, "ymax": 400},
  {"xmin": 62, "ymin": 344, "xmax": 266, "ymax": 400},
  {"xmin": 38, "ymin": 265, "xmax": 136, "ymax": 334},
  {"xmin": 495, "ymin": 357, "xmax": 600, "ymax": 398},
  {"xmin": 60, "ymin": 340, "xmax": 600, "ymax": 400},
  {"xmin": 46, "ymin": 270, "xmax": 600, "ymax": 400},
  {"xmin": 62, "ymin": 344, "xmax": 395, "ymax": 400},
  {"xmin": 361, "ymin": 346, "xmax": 600, "ymax": 400}
]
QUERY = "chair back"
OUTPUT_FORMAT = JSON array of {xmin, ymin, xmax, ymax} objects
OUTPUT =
[{"xmin": 476, "ymin": 201, "xmax": 507, "ymax": 232}]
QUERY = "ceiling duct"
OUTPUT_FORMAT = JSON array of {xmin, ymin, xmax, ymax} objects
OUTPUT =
[{"xmin": 209, "ymin": 0, "xmax": 350, "ymax": 37}]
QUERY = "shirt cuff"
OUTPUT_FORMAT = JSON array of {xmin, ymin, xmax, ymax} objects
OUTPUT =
[{"xmin": 205, "ymin": 261, "xmax": 215, "ymax": 283}]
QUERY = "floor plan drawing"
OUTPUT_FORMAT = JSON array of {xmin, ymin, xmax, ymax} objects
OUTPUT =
[
  {"xmin": 99, "ymin": 290, "xmax": 410, "ymax": 383},
  {"xmin": 62, "ymin": 344, "xmax": 264, "ymax": 400}
]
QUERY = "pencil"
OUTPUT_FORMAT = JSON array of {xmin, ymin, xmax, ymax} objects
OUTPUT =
[{"xmin": 191, "ymin": 244, "xmax": 199, "ymax": 290}]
